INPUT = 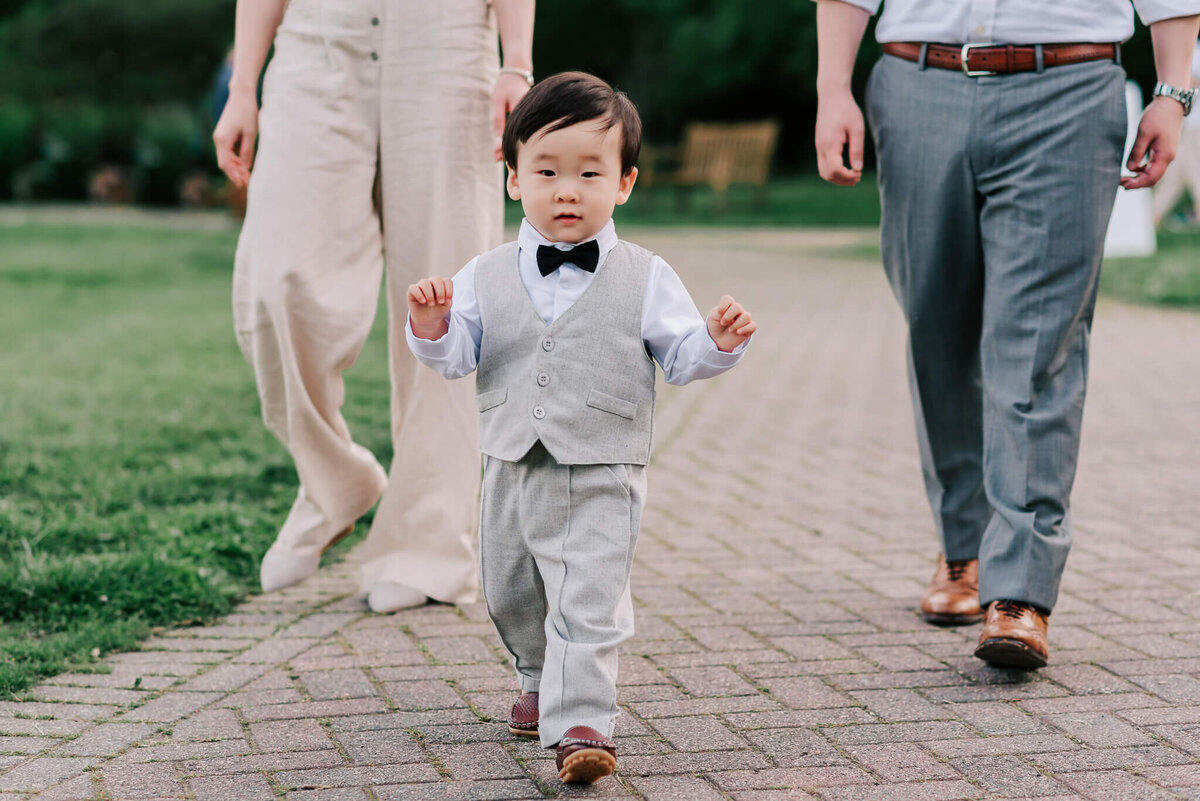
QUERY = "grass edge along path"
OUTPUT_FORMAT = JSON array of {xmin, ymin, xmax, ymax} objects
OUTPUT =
[{"xmin": 0, "ymin": 219, "xmax": 390, "ymax": 698}]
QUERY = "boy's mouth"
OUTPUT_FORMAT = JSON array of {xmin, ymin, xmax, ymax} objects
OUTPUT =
[{"xmin": 555, "ymin": 213, "xmax": 581, "ymax": 223}]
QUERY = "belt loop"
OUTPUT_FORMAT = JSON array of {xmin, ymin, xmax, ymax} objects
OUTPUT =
[
  {"xmin": 1035, "ymin": 44, "xmax": 1045, "ymax": 74},
  {"xmin": 1006, "ymin": 44, "xmax": 1014, "ymax": 73},
  {"xmin": 1113, "ymin": 43, "xmax": 1122, "ymax": 66},
  {"xmin": 918, "ymin": 43, "xmax": 929, "ymax": 71}
]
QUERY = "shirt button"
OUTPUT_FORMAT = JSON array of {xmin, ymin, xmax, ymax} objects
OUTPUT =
[
  {"xmin": 370, "ymin": 51, "xmax": 379, "ymax": 61},
  {"xmin": 536, "ymin": 372, "xmax": 550, "ymax": 387},
  {"xmin": 532, "ymin": 405, "xmax": 546, "ymax": 420},
  {"xmin": 371, "ymin": 16, "xmax": 380, "ymax": 25},
  {"xmin": 542, "ymin": 337, "xmax": 554, "ymax": 351}
]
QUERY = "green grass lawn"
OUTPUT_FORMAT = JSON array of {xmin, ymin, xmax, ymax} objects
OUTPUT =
[
  {"xmin": 1101, "ymin": 227, "xmax": 1200, "ymax": 307},
  {"xmin": 0, "ymin": 219, "xmax": 392, "ymax": 698}
]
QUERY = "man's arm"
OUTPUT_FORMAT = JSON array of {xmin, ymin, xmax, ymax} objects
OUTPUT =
[
  {"xmin": 815, "ymin": 0, "xmax": 871, "ymax": 186},
  {"xmin": 490, "ymin": 0, "xmax": 536, "ymax": 160},
  {"xmin": 212, "ymin": 0, "xmax": 287, "ymax": 187},
  {"xmin": 1122, "ymin": 14, "xmax": 1200, "ymax": 190}
]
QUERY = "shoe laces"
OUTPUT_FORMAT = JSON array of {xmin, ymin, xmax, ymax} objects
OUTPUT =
[
  {"xmin": 994, "ymin": 599, "xmax": 1031, "ymax": 619},
  {"xmin": 946, "ymin": 559, "xmax": 971, "ymax": 581}
]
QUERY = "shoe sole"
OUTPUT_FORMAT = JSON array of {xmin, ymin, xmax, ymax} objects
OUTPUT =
[
  {"xmin": 922, "ymin": 611, "xmax": 983, "ymax": 627},
  {"xmin": 558, "ymin": 749, "xmax": 616, "ymax": 784},
  {"xmin": 508, "ymin": 725, "xmax": 539, "ymax": 738},
  {"xmin": 974, "ymin": 637, "xmax": 1048, "ymax": 669}
]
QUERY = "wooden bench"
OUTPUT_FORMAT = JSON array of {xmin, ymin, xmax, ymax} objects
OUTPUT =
[{"xmin": 642, "ymin": 119, "xmax": 780, "ymax": 212}]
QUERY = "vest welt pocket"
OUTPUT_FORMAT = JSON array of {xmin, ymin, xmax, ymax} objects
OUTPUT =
[
  {"xmin": 586, "ymin": 389, "xmax": 637, "ymax": 420},
  {"xmin": 476, "ymin": 388, "xmax": 508, "ymax": 413}
]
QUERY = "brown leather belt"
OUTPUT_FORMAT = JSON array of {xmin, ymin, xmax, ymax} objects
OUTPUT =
[{"xmin": 882, "ymin": 42, "xmax": 1117, "ymax": 76}]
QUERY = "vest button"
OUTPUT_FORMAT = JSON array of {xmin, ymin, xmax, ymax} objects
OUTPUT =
[
  {"xmin": 536, "ymin": 372, "xmax": 550, "ymax": 386},
  {"xmin": 542, "ymin": 337, "xmax": 554, "ymax": 351},
  {"xmin": 532, "ymin": 405, "xmax": 546, "ymax": 419}
]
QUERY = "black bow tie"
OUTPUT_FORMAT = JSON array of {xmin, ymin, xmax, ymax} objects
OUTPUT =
[{"xmin": 536, "ymin": 240, "xmax": 600, "ymax": 277}]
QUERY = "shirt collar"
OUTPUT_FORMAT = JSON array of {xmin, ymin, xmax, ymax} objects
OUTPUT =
[{"xmin": 518, "ymin": 219, "xmax": 618, "ymax": 268}]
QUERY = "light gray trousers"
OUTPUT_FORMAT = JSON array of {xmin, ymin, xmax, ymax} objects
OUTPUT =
[
  {"xmin": 865, "ymin": 54, "xmax": 1127, "ymax": 612},
  {"xmin": 480, "ymin": 442, "xmax": 645, "ymax": 747}
]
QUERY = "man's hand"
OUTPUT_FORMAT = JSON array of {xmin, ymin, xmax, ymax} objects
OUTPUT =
[
  {"xmin": 707, "ymin": 296, "xmax": 757, "ymax": 353},
  {"xmin": 407, "ymin": 277, "xmax": 454, "ymax": 340},
  {"xmin": 815, "ymin": 89, "xmax": 865, "ymax": 186},
  {"xmin": 1122, "ymin": 96, "xmax": 1185, "ymax": 191},
  {"xmin": 492, "ymin": 73, "xmax": 531, "ymax": 161},
  {"xmin": 212, "ymin": 89, "xmax": 260, "ymax": 189}
]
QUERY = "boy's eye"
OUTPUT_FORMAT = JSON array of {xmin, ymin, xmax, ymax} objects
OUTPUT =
[
  {"xmin": 581, "ymin": 171, "xmax": 599, "ymax": 178},
  {"xmin": 537, "ymin": 170, "xmax": 555, "ymax": 177}
]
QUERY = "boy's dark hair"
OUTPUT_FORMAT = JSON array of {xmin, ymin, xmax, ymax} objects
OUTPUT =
[{"xmin": 502, "ymin": 71, "xmax": 642, "ymax": 175}]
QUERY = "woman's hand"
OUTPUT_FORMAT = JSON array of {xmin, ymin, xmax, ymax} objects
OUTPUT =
[
  {"xmin": 492, "ymin": 73, "xmax": 531, "ymax": 161},
  {"xmin": 213, "ymin": 88, "xmax": 260, "ymax": 189}
]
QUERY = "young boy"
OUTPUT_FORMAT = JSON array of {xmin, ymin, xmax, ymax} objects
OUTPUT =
[{"xmin": 406, "ymin": 72, "xmax": 756, "ymax": 784}]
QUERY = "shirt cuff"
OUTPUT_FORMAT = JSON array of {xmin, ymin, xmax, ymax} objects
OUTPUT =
[
  {"xmin": 406, "ymin": 314, "xmax": 454, "ymax": 359},
  {"xmin": 808, "ymin": 0, "xmax": 879, "ymax": 13},
  {"xmin": 702, "ymin": 336, "xmax": 750, "ymax": 368}
]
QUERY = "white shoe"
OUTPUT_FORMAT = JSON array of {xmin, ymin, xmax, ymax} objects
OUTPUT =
[
  {"xmin": 260, "ymin": 548, "xmax": 321, "ymax": 593},
  {"xmin": 367, "ymin": 581, "xmax": 428, "ymax": 613},
  {"xmin": 259, "ymin": 520, "xmax": 354, "ymax": 593}
]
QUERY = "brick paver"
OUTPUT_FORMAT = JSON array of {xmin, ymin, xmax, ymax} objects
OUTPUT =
[{"xmin": 3, "ymin": 225, "xmax": 1199, "ymax": 799}]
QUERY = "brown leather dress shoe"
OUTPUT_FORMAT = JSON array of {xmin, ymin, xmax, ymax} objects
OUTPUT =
[
  {"xmin": 974, "ymin": 600, "xmax": 1049, "ymax": 669},
  {"xmin": 507, "ymin": 692, "xmax": 538, "ymax": 737},
  {"xmin": 555, "ymin": 725, "xmax": 616, "ymax": 784},
  {"xmin": 920, "ymin": 553, "xmax": 983, "ymax": 625}
]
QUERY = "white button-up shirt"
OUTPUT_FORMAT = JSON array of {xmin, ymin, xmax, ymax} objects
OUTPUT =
[
  {"xmin": 831, "ymin": 0, "xmax": 1200, "ymax": 45},
  {"xmin": 407, "ymin": 219, "xmax": 748, "ymax": 385}
]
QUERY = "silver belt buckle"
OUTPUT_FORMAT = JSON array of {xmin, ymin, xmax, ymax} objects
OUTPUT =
[{"xmin": 961, "ymin": 42, "xmax": 999, "ymax": 77}]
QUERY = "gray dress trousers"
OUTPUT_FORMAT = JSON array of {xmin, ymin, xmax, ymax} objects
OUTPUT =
[{"xmin": 865, "ymin": 53, "xmax": 1127, "ymax": 612}]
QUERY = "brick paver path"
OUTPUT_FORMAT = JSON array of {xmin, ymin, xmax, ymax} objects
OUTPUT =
[{"xmin": 3, "ymin": 227, "xmax": 1199, "ymax": 800}]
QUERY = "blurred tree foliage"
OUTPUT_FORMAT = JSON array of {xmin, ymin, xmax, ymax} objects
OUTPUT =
[
  {"xmin": 0, "ymin": 0, "xmax": 1164, "ymax": 195},
  {"xmin": 0, "ymin": 0, "xmax": 234, "ymax": 108}
]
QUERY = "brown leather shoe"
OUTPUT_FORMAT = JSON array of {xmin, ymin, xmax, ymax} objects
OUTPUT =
[
  {"xmin": 555, "ymin": 725, "xmax": 616, "ymax": 784},
  {"xmin": 920, "ymin": 553, "xmax": 983, "ymax": 625},
  {"xmin": 974, "ymin": 600, "xmax": 1049, "ymax": 669},
  {"xmin": 507, "ymin": 692, "xmax": 539, "ymax": 738}
]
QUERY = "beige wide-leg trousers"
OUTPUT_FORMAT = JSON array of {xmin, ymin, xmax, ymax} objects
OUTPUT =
[
  {"xmin": 232, "ymin": 0, "xmax": 502, "ymax": 604},
  {"xmin": 1154, "ymin": 127, "xmax": 1200, "ymax": 225}
]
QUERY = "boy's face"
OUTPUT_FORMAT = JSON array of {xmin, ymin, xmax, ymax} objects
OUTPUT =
[{"xmin": 507, "ymin": 118, "xmax": 637, "ymax": 244}]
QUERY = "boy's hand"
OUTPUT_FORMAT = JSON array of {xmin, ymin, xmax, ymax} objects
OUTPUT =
[
  {"xmin": 407, "ymin": 277, "xmax": 454, "ymax": 340},
  {"xmin": 707, "ymin": 295, "xmax": 756, "ymax": 353}
]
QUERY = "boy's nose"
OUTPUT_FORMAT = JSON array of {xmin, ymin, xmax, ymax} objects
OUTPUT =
[{"xmin": 554, "ymin": 183, "xmax": 579, "ymax": 202}]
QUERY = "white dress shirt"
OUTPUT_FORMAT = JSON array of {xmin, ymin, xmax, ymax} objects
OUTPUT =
[
  {"xmin": 830, "ymin": 0, "xmax": 1200, "ymax": 45},
  {"xmin": 407, "ymin": 219, "xmax": 748, "ymax": 384}
]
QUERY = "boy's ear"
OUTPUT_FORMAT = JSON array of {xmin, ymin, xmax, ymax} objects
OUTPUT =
[
  {"xmin": 614, "ymin": 166, "xmax": 638, "ymax": 206},
  {"xmin": 506, "ymin": 165, "xmax": 521, "ymax": 200}
]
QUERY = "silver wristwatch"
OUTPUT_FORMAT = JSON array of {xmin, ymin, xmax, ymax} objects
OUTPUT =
[{"xmin": 1153, "ymin": 81, "xmax": 1197, "ymax": 116}]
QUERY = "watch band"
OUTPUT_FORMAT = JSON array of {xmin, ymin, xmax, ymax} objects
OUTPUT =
[
  {"xmin": 1153, "ymin": 81, "xmax": 1197, "ymax": 116},
  {"xmin": 499, "ymin": 67, "xmax": 535, "ymax": 86}
]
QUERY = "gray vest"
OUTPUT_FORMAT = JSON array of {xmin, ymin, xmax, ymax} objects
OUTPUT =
[{"xmin": 474, "ymin": 240, "xmax": 657, "ymax": 465}]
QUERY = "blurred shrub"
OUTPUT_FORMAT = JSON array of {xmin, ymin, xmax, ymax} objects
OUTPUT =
[
  {"xmin": 0, "ymin": 101, "xmax": 36, "ymax": 199},
  {"xmin": 38, "ymin": 103, "xmax": 107, "ymax": 199},
  {"xmin": 134, "ymin": 104, "xmax": 204, "ymax": 205},
  {"xmin": 0, "ymin": 0, "xmax": 234, "ymax": 107}
]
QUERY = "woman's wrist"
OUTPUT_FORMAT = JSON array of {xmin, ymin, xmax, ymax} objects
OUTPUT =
[
  {"xmin": 502, "ymin": 59, "xmax": 533, "ymax": 73},
  {"xmin": 227, "ymin": 77, "xmax": 259, "ymax": 98}
]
